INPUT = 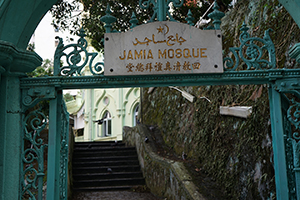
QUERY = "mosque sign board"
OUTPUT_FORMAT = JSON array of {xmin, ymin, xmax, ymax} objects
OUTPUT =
[{"xmin": 104, "ymin": 21, "xmax": 223, "ymax": 76}]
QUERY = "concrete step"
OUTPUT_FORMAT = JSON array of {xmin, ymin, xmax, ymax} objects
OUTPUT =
[
  {"xmin": 73, "ymin": 149, "xmax": 137, "ymax": 157},
  {"xmin": 74, "ymin": 141, "xmax": 125, "ymax": 148},
  {"xmin": 72, "ymin": 141, "xmax": 145, "ymax": 192},
  {"xmin": 74, "ymin": 145, "xmax": 128, "ymax": 151},
  {"xmin": 73, "ymin": 165, "xmax": 142, "ymax": 174},
  {"xmin": 74, "ymin": 177, "xmax": 145, "ymax": 188},
  {"xmin": 74, "ymin": 145, "xmax": 135, "ymax": 151},
  {"xmin": 73, "ymin": 185, "xmax": 142, "ymax": 192},
  {"xmin": 73, "ymin": 160, "xmax": 140, "ymax": 167},
  {"xmin": 73, "ymin": 172, "xmax": 144, "ymax": 181},
  {"xmin": 73, "ymin": 155, "xmax": 138, "ymax": 162}
]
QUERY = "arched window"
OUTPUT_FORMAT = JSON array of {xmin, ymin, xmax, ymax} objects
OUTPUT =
[
  {"xmin": 133, "ymin": 104, "xmax": 139, "ymax": 126},
  {"xmin": 103, "ymin": 111, "xmax": 112, "ymax": 136}
]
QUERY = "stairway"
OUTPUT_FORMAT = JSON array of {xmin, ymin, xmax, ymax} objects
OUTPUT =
[{"xmin": 72, "ymin": 141, "xmax": 146, "ymax": 191}]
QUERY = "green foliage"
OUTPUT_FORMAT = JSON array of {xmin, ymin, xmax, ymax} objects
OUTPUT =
[
  {"xmin": 172, "ymin": 0, "xmax": 232, "ymax": 25},
  {"xmin": 50, "ymin": 0, "xmax": 233, "ymax": 52},
  {"xmin": 50, "ymin": 0, "xmax": 82, "ymax": 35},
  {"xmin": 63, "ymin": 93, "xmax": 75, "ymax": 102},
  {"xmin": 27, "ymin": 43, "xmax": 35, "ymax": 52},
  {"xmin": 26, "ymin": 59, "xmax": 53, "ymax": 77},
  {"xmin": 81, "ymin": 0, "xmax": 154, "ymax": 52},
  {"xmin": 25, "ymin": 59, "xmax": 54, "ymax": 122},
  {"xmin": 221, "ymin": 0, "xmax": 300, "ymax": 69}
]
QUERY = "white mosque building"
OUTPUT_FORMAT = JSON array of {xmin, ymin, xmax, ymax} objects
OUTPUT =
[{"xmin": 32, "ymin": 11, "xmax": 140, "ymax": 142}]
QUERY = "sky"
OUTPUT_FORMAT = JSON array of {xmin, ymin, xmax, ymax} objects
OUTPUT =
[
  {"xmin": 30, "ymin": 11, "xmax": 82, "ymax": 95},
  {"xmin": 30, "ymin": 12, "xmax": 79, "ymax": 61}
]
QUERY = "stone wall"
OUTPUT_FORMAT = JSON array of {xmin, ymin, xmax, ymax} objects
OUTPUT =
[
  {"xmin": 123, "ymin": 125, "xmax": 205, "ymax": 200},
  {"xmin": 141, "ymin": 85, "xmax": 275, "ymax": 199},
  {"xmin": 139, "ymin": 1, "xmax": 300, "ymax": 199}
]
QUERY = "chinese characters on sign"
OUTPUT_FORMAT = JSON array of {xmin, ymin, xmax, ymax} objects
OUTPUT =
[
  {"xmin": 125, "ymin": 61, "xmax": 201, "ymax": 73},
  {"xmin": 104, "ymin": 21, "xmax": 223, "ymax": 76}
]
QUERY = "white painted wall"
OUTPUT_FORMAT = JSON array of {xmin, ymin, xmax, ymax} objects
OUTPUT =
[{"xmin": 78, "ymin": 88, "xmax": 140, "ymax": 142}]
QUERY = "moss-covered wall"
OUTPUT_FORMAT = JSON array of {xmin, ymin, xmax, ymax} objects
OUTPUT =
[
  {"xmin": 123, "ymin": 125, "xmax": 205, "ymax": 200},
  {"xmin": 142, "ymin": 85, "xmax": 273, "ymax": 199},
  {"xmin": 141, "ymin": 0, "xmax": 300, "ymax": 199}
]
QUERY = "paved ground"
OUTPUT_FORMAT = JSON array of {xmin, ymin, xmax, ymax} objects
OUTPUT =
[{"xmin": 72, "ymin": 191, "xmax": 164, "ymax": 200}]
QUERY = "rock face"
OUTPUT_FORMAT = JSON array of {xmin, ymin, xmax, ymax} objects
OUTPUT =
[{"xmin": 140, "ymin": 0, "xmax": 300, "ymax": 199}]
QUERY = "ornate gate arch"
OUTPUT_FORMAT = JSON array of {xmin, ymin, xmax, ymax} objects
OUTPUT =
[{"xmin": 1, "ymin": 0, "xmax": 300, "ymax": 199}]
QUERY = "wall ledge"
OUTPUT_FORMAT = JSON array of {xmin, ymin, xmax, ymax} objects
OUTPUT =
[{"xmin": 123, "ymin": 125, "xmax": 206, "ymax": 200}]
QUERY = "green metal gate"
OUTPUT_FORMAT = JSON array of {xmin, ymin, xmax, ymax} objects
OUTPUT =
[
  {"xmin": 21, "ymin": 90, "xmax": 69, "ymax": 200},
  {"xmin": 17, "ymin": 1, "xmax": 300, "ymax": 199}
]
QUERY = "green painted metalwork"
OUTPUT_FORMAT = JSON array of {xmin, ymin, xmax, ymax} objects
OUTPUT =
[
  {"xmin": 207, "ymin": 1, "xmax": 225, "ymax": 30},
  {"xmin": 47, "ymin": 95, "xmax": 60, "ymax": 200},
  {"xmin": 24, "ymin": 21, "xmax": 299, "ymax": 200},
  {"xmin": 20, "ymin": 87, "xmax": 57, "ymax": 200},
  {"xmin": 130, "ymin": 12, "xmax": 139, "ymax": 29},
  {"xmin": 185, "ymin": 10, "xmax": 194, "ymax": 26},
  {"xmin": 0, "ymin": 39, "xmax": 42, "ymax": 200},
  {"xmin": 20, "ymin": 87, "xmax": 69, "ymax": 200},
  {"xmin": 17, "ymin": 18, "xmax": 296, "ymax": 200},
  {"xmin": 54, "ymin": 29, "xmax": 104, "ymax": 76},
  {"xmin": 20, "ymin": 4, "xmax": 300, "ymax": 197},
  {"xmin": 59, "ymin": 100, "xmax": 69, "ymax": 199},
  {"xmin": 278, "ymin": 0, "xmax": 300, "ymax": 29},
  {"xmin": 45, "ymin": 90, "xmax": 69, "ymax": 200},
  {"xmin": 283, "ymin": 95, "xmax": 297, "ymax": 200},
  {"xmin": 0, "ymin": 0, "xmax": 295, "ymax": 199},
  {"xmin": 17, "ymin": 69, "xmax": 300, "ymax": 89},
  {"xmin": 21, "ymin": 107, "xmax": 47, "ymax": 200},
  {"xmin": 52, "ymin": 15, "xmax": 277, "ymax": 80},
  {"xmin": 21, "ymin": 87, "xmax": 56, "ymax": 111},
  {"xmin": 0, "ymin": 0, "xmax": 299, "ymax": 199},
  {"xmin": 268, "ymin": 87, "xmax": 289, "ymax": 199},
  {"xmin": 223, "ymin": 22, "xmax": 275, "ymax": 71},
  {"xmin": 0, "ymin": 40, "xmax": 42, "ymax": 73},
  {"xmin": 274, "ymin": 79, "xmax": 300, "ymax": 97},
  {"xmin": 0, "ymin": 0, "xmax": 57, "ymax": 49},
  {"xmin": 287, "ymin": 99, "xmax": 300, "ymax": 199},
  {"xmin": 290, "ymin": 43, "xmax": 300, "ymax": 64},
  {"xmin": 100, "ymin": 4, "xmax": 117, "ymax": 33},
  {"xmin": 272, "ymin": 79, "xmax": 300, "ymax": 199}
]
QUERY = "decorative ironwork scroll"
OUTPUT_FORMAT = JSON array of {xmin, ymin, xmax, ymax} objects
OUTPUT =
[
  {"xmin": 54, "ymin": 28, "xmax": 104, "ymax": 76},
  {"xmin": 59, "ymin": 100, "xmax": 69, "ymax": 199},
  {"xmin": 22, "ymin": 87, "xmax": 56, "ymax": 110},
  {"xmin": 284, "ymin": 102, "xmax": 297, "ymax": 199},
  {"xmin": 223, "ymin": 22, "xmax": 276, "ymax": 71},
  {"xmin": 21, "ymin": 108, "xmax": 48, "ymax": 200},
  {"xmin": 287, "ymin": 98, "xmax": 300, "ymax": 198},
  {"xmin": 207, "ymin": 1, "xmax": 225, "ymax": 30}
]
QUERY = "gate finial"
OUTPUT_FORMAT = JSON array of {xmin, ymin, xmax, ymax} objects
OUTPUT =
[
  {"xmin": 185, "ymin": 10, "xmax": 194, "ymax": 26},
  {"xmin": 207, "ymin": 0, "xmax": 225, "ymax": 30},
  {"xmin": 130, "ymin": 12, "xmax": 139, "ymax": 29},
  {"xmin": 100, "ymin": 4, "xmax": 117, "ymax": 33}
]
